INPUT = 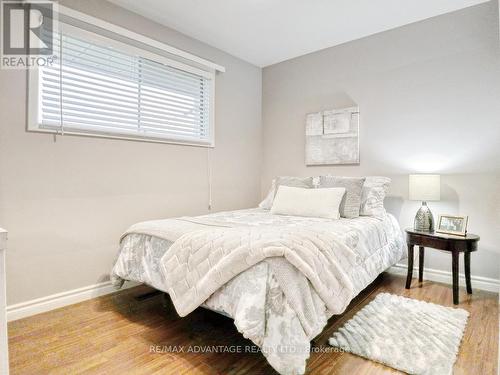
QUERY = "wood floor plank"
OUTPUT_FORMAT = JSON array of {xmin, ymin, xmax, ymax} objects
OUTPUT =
[{"xmin": 8, "ymin": 274, "xmax": 498, "ymax": 374}]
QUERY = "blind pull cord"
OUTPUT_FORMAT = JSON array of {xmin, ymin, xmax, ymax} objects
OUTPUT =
[
  {"xmin": 207, "ymin": 147, "xmax": 213, "ymax": 211},
  {"xmin": 58, "ymin": 31, "xmax": 64, "ymax": 138}
]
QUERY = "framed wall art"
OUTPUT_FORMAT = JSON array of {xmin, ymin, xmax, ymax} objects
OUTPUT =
[{"xmin": 305, "ymin": 106, "xmax": 359, "ymax": 165}]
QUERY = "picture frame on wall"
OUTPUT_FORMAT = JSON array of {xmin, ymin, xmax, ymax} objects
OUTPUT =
[
  {"xmin": 436, "ymin": 214, "xmax": 469, "ymax": 236},
  {"xmin": 305, "ymin": 106, "xmax": 359, "ymax": 165}
]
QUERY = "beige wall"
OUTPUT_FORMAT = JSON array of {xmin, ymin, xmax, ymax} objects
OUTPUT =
[
  {"xmin": 0, "ymin": 0, "xmax": 262, "ymax": 305},
  {"xmin": 262, "ymin": 2, "xmax": 500, "ymax": 279}
]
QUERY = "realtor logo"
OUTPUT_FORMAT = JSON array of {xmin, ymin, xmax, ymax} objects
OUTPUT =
[{"xmin": 1, "ymin": 0, "xmax": 57, "ymax": 68}]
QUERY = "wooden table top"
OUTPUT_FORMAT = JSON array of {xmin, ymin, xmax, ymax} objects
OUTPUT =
[{"xmin": 405, "ymin": 228, "xmax": 479, "ymax": 242}]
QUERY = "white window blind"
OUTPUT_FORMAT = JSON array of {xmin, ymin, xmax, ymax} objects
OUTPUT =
[{"xmin": 31, "ymin": 23, "xmax": 215, "ymax": 146}]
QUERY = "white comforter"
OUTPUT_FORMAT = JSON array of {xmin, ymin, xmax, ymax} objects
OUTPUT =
[{"xmin": 111, "ymin": 209, "xmax": 405, "ymax": 374}]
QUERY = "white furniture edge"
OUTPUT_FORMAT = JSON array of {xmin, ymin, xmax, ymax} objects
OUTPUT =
[
  {"xmin": 388, "ymin": 263, "xmax": 500, "ymax": 293},
  {"xmin": 7, "ymin": 280, "xmax": 139, "ymax": 322},
  {"xmin": 0, "ymin": 228, "xmax": 8, "ymax": 375}
]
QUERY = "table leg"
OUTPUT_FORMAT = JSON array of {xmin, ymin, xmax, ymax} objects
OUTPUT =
[
  {"xmin": 465, "ymin": 252, "xmax": 472, "ymax": 294},
  {"xmin": 405, "ymin": 243, "xmax": 414, "ymax": 289},
  {"xmin": 418, "ymin": 246, "xmax": 424, "ymax": 283},
  {"xmin": 452, "ymin": 251, "xmax": 459, "ymax": 305}
]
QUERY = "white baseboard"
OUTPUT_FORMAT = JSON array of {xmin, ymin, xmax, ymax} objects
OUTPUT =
[
  {"xmin": 388, "ymin": 263, "xmax": 500, "ymax": 293},
  {"xmin": 7, "ymin": 266, "xmax": 498, "ymax": 322},
  {"xmin": 7, "ymin": 280, "xmax": 139, "ymax": 322}
]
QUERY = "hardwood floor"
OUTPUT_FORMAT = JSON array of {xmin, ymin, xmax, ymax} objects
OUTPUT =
[{"xmin": 8, "ymin": 273, "xmax": 498, "ymax": 374}]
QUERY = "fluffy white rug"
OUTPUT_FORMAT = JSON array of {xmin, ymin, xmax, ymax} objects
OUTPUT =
[{"xmin": 329, "ymin": 293, "xmax": 469, "ymax": 375}]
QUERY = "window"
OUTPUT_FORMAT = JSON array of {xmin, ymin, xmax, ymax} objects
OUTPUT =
[{"xmin": 29, "ymin": 23, "xmax": 215, "ymax": 146}]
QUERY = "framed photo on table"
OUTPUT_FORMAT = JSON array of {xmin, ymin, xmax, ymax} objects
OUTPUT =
[{"xmin": 436, "ymin": 214, "xmax": 468, "ymax": 236}]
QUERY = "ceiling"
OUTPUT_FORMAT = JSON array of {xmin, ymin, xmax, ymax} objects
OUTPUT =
[{"xmin": 108, "ymin": 0, "xmax": 489, "ymax": 67}]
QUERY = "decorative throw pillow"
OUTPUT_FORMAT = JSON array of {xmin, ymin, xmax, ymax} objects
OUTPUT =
[
  {"xmin": 258, "ymin": 179, "xmax": 277, "ymax": 209},
  {"xmin": 258, "ymin": 176, "xmax": 315, "ymax": 209},
  {"xmin": 360, "ymin": 176, "xmax": 392, "ymax": 218},
  {"xmin": 270, "ymin": 186, "xmax": 346, "ymax": 219},
  {"xmin": 319, "ymin": 176, "xmax": 366, "ymax": 218}
]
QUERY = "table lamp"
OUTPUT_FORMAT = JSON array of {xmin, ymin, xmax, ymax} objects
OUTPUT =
[{"xmin": 409, "ymin": 174, "xmax": 441, "ymax": 232}]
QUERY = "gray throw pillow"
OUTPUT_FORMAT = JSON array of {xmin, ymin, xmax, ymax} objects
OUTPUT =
[
  {"xmin": 360, "ymin": 176, "xmax": 391, "ymax": 218},
  {"xmin": 319, "ymin": 176, "xmax": 366, "ymax": 218},
  {"xmin": 275, "ymin": 176, "xmax": 314, "ymax": 196}
]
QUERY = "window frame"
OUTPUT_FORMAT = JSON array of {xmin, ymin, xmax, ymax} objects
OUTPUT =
[{"xmin": 28, "ymin": 16, "xmax": 216, "ymax": 147}]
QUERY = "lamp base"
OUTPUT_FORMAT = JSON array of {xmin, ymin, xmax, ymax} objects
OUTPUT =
[{"xmin": 414, "ymin": 202, "xmax": 434, "ymax": 232}]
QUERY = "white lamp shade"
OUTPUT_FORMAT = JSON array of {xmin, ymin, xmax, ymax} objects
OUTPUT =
[{"xmin": 409, "ymin": 174, "xmax": 441, "ymax": 201}]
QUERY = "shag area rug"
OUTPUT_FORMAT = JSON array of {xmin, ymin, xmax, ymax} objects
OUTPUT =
[{"xmin": 329, "ymin": 293, "xmax": 469, "ymax": 375}]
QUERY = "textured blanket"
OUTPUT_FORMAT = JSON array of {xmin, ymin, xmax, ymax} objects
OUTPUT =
[
  {"xmin": 161, "ymin": 223, "xmax": 359, "ymax": 318},
  {"xmin": 115, "ymin": 210, "xmax": 405, "ymax": 375}
]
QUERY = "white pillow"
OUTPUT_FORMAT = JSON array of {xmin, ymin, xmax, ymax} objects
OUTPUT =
[
  {"xmin": 360, "ymin": 176, "xmax": 391, "ymax": 218},
  {"xmin": 259, "ymin": 176, "xmax": 315, "ymax": 210},
  {"xmin": 270, "ymin": 186, "xmax": 346, "ymax": 219}
]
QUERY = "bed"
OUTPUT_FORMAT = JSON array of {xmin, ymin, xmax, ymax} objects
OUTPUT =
[{"xmin": 111, "ymin": 206, "xmax": 405, "ymax": 375}]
